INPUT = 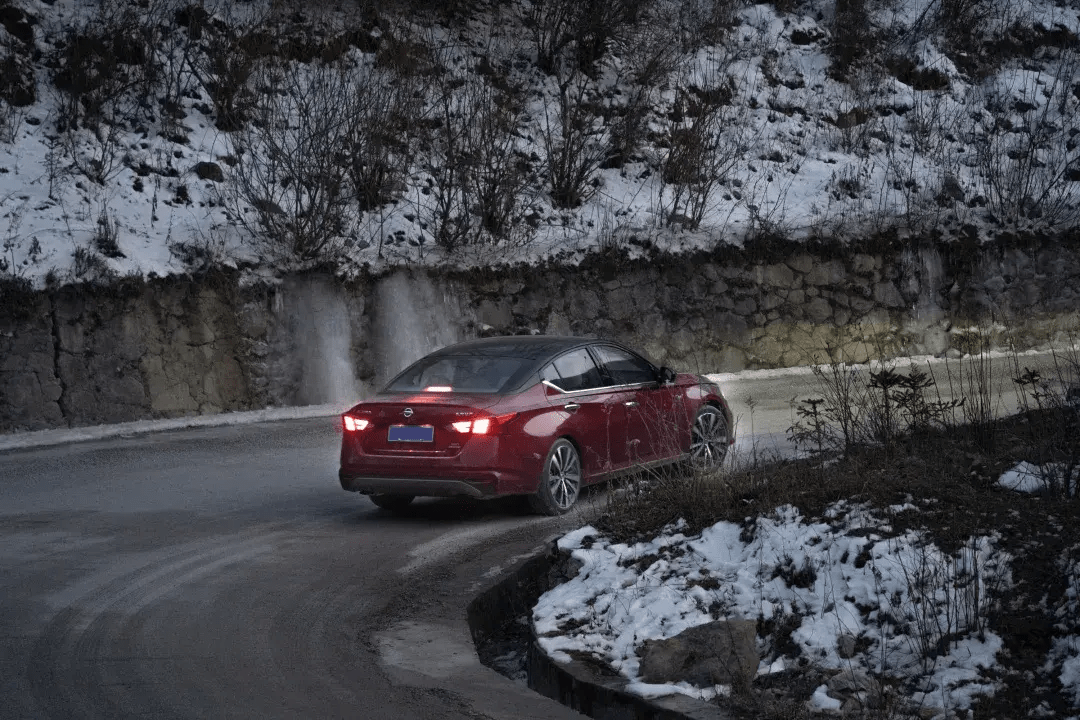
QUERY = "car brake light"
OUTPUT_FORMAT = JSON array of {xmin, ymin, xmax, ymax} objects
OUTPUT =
[
  {"xmin": 343, "ymin": 415, "xmax": 370, "ymax": 432},
  {"xmin": 451, "ymin": 412, "xmax": 516, "ymax": 434},
  {"xmin": 424, "ymin": 385, "xmax": 453, "ymax": 392}
]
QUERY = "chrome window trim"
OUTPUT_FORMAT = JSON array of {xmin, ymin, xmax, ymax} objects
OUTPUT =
[{"xmin": 541, "ymin": 379, "xmax": 655, "ymax": 395}]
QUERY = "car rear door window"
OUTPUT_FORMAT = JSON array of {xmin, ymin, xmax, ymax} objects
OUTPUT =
[
  {"xmin": 548, "ymin": 348, "xmax": 605, "ymax": 392},
  {"xmin": 592, "ymin": 345, "xmax": 657, "ymax": 386}
]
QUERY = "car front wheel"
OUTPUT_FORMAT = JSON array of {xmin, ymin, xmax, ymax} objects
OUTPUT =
[
  {"xmin": 690, "ymin": 406, "xmax": 728, "ymax": 471},
  {"xmin": 528, "ymin": 439, "xmax": 582, "ymax": 516},
  {"xmin": 369, "ymin": 494, "xmax": 415, "ymax": 512}
]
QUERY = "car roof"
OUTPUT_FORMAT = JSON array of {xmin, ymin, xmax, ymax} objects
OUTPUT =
[{"xmin": 429, "ymin": 335, "xmax": 597, "ymax": 362}]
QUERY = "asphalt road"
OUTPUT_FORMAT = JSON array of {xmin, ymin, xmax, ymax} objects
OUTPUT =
[
  {"xmin": 0, "ymin": 420, "xmax": 590, "ymax": 720},
  {"xmin": 0, "ymin": 348, "xmax": 1071, "ymax": 719}
]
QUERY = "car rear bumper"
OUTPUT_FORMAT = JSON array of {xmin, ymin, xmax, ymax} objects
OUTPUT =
[{"xmin": 338, "ymin": 469, "xmax": 503, "ymax": 498}]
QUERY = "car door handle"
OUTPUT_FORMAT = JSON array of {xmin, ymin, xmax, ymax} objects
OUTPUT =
[
  {"xmin": 624, "ymin": 401, "xmax": 639, "ymax": 408},
  {"xmin": 564, "ymin": 403, "xmax": 581, "ymax": 411}
]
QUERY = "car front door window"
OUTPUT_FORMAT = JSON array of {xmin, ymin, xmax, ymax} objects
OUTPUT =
[
  {"xmin": 548, "ymin": 348, "xmax": 605, "ymax": 392},
  {"xmin": 592, "ymin": 345, "xmax": 657, "ymax": 386}
]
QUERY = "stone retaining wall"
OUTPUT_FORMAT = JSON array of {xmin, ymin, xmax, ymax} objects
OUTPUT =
[{"xmin": 2, "ymin": 236, "xmax": 1078, "ymax": 432}]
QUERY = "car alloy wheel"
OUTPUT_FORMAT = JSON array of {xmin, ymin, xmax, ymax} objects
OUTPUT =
[
  {"xmin": 690, "ymin": 406, "xmax": 728, "ymax": 471},
  {"xmin": 529, "ymin": 439, "xmax": 582, "ymax": 515}
]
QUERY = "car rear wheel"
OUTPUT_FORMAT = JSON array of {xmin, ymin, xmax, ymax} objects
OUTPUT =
[
  {"xmin": 528, "ymin": 439, "xmax": 582, "ymax": 516},
  {"xmin": 369, "ymin": 494, "xmax": 415, "ymax": 512},
  {"xmin": 690, "ymin": 406, "xmax": 728, "ymax": 471}
]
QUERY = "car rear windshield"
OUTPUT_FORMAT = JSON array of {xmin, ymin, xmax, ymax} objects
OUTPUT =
[{"xmin": 384, "ymin": 355, "xmax": 531, "ymax": 394}]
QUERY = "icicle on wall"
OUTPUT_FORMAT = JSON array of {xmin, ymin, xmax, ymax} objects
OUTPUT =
[
  {"xmin": 372, "ymin": 270, "xmax": 464, "ymax": 387},
  {"xmin": 288, "ymin": 276, "xmax": 360, "ymax": 407}
]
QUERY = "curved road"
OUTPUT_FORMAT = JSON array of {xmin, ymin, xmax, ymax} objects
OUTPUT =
[
  {"xmin": 0, "ymin": 420, "xmax": 587, "ymax": 719},
  {"xmin": 0, "ymin": 349, "xmax": 1070, "ymax": 718}
]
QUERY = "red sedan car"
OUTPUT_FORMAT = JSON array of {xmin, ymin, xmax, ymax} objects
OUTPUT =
[{"xmin": 339, "ymin": 336, "xmax": 733, "ymax": 515}]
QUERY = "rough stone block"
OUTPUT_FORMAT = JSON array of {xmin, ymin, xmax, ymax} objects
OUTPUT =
[
  {"xmin": 805, "ymin": 259, "xmax": 845, "ymax": 286},
  {"xmin": 873, "ymin": 281, "xmax": 905, "ymax": 308},
  {"xmin": 787, "ymin": 253, "xmax": 815, "ymax": 275},
  {"xmin": 763, "ymin": 263, "xmax": 795, "ymax": 287},
  {"xmin": 733, "ymin": 297, "xmax": 757, "ymax": 316},
  {"xmin": 805, "ymin": 297, "xmax": 833, "ymax": 324},
  {"xmin": 760, "ymin": 292, "xmax": 784, "ymax": 311},
  {"xmin": 638, "ymin": 619, "xmax": 758, "ymax": 687},
  {"xmin": 852, "ymin": 254, "xmax": 879, "ymax": 274}
]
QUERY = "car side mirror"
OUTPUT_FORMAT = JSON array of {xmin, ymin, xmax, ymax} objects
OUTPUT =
[{"xmin": 659, "ymin": 366, "xmax": 677, "ymax": 384}]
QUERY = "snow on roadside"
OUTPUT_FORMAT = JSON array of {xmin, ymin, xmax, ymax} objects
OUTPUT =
[
  {"xmin": 998, "ymin": 461, "xmax": 1080, "ymax": 495},
  {"xmin": 0, "ymin": 403, "xmax": 344, "ymax": 452},
  {"xmin": 534, "ymin": 502, "xmax": 1010, "ymax": 713}
]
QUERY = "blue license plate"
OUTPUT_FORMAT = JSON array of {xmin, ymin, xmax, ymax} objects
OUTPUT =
[{"xmin": 388, "ymin": 425, "xmax": 434, "ymax": 442}]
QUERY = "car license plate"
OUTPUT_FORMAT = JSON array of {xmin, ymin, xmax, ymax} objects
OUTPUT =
[{"xmin": 388, "ymin": 425, "xmax": 434, "ymax": 442}]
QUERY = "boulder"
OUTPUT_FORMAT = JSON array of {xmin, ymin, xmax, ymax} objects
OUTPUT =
[
  {"xmin": 193, "ymin": 161, "xmax": 225, "ymax": 183},
  {"xmin": 638, "ymin": 619, "xmax": 759, "ymax": 687}
]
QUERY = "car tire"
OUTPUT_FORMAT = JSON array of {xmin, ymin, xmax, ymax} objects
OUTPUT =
[
  {"xmin": 369, "ymin": 494, "xmax": 415, "ymax": 512},
  {"xmin": 528, "ymin": 439, "xmax": 582, "ymax": 516},
  {"xmin": 690, "ymin": 405, "xmax": 729, "ymax": 471}
]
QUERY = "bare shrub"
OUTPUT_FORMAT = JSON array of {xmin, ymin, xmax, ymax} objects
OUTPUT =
[
  {"xmin": 71, "ymin": 245, "xmax": 116, "ymax": 283},
  {"xmin": 602, "ymin": 9, "xmax": 681, "ymax": 168},
  {"xmin": 168, "ymin": 227, "xmax": 229, "ymax": 273},
  {"xmin": 92, "ymin": 207, "xmax": 123, "ymax": 258},
  {"xmin": 829, "ymin": 0, "xmax": 874, "ymax": 80},
  {"xmin": 675, "ymin": 0, "xmax": 744, "ymax": 50},
  {"xmin": 1, "ymin": 198, "xmax": 49, "ymax": 285},
  {"xmin": 969, "ymin": 52, "xmax": 1080, "ymax": 230},
  {"xmin": 0, "ymin": 98, "xmax": 22, "ymax": 145},
  {"xmin": 524, "ymin": 0, "xmax": 583, "ymax": 76},
  {"xmin": 525, "ymin": 0, "xmax": 645, "ymax": 77},
  {"xmin": 658, "ymin": 75, "xmax": 761, "ymax": 230},
  {"xmin": 463, "ymin": 82, "xmax": 531, "ymax": 241},
  {"xmin": 155, "ymin": 2, "xmax": 210, "ymax": 142},
  {"xmin": 411, "ymin": 45, "xmax": 533, "ymax": 253},
  {"xmin": 345, "ymin": 66, "xmax": 418, "ymax": 217},
  {"xmin": 190, "ymin": 5, "xmax": 272, "ymax": 132},
  {"xmin": 226, "ymin": 59, "xmax": 361, "ymax": 265},
  {"xmin": 1010, "ymin": 345, "xmax": 1080, "ymax": 497},
  {"xmin": 940, "ymin": 333, "xmax": 1000, "ymax": 450},
  {"xmin": 540, "ymin": 75, "xmax": 609, "ymax": 209},
  {"xmin": 47, "ymin": 0, "xmax": 174, "ymax": 183},
  {"xmin": 889, "ymin": 533, "xmax": 1008, "ymax": 675}
]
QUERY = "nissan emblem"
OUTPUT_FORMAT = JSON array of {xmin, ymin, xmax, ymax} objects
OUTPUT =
[{"xmin": 403, "ymin": 408, "xmax": 413, "ymax": 418}]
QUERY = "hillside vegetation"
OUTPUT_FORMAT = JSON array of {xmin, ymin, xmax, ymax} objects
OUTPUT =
[{"xmin": 0, "ymin": 0, "xmax": 1078, "ymax": 289}]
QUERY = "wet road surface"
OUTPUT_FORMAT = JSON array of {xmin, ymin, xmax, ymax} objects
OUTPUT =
[{"xmin": 0, "ymin": 419, "xmax": 588, "ymax": 719}]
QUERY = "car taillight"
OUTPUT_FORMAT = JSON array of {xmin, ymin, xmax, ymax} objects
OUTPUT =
[
  {"xmin": 343, "ymin": 415, "xmax": 370, "ymax": 432},
  {"xmin": 451, "ymin": 412, "xmax": 517, "ymax": 435}
]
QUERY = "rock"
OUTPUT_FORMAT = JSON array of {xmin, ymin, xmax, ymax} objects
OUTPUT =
[
  {"xmin": 733, "ymin": 297, "xmax": 757, "ymax": 316},
  {"xmin": 0, "ymin": 6, "xmax": 35, "ymax": 45},
  {"xmin": 941, "ymin": 174, "xmax": 964, "ymax": 203},
  {"xmin": 805, "ymin": 297, "xmax": 833, "ymax": 324},
  {"xmin": 763, "ymin": 263, "xmax": 795, "ymax": 288},
  {"xmin": 836, "ymin": 633, "xmax": 857, "ymax": 659},
  {"xmin": 638, "ymin": 619, "xmax": 759, "ymax": 687},
  {"xmin": 786, "ymin": 253, "xmax": 815, "ymax": 275},
  {"xmin": 852, "ymin": 254, "xmax": 878, "ymax": 274},
  {"xmin": 874, "ymin": 281, "xmax": 905, "ymax": 308},
  {"xmin": 805, "ymin": 260, "xmax": 845, "ymax": 286},
  {"xmin": 827, "ymin": 667, "xmax": 878, "ymax": 696},
  {"xmin": 193, "ymin": 161, "xmax": 225, "ymax": 183}
]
